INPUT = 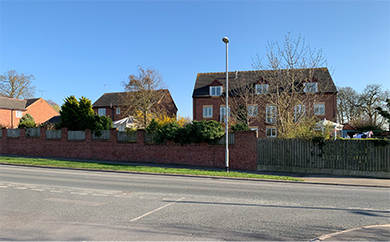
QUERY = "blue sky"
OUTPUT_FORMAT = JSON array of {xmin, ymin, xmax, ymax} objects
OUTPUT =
[{"xmin": 1, "ymin": 0, "xmax": 389, "ymax": 118}]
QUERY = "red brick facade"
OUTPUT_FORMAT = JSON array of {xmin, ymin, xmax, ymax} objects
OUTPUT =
[
  {"xmin": 193, "ymin": 94, "xmax": 337, "ymax": 138},
  {"xmin": 0, "ymin": 128, "xmax": 257, "ymax": 171},
  {"xmin": 25, "ymin": 98, "xmax": 59, "ymax": 125},
  {"xmin": 0, "ymin": 109, "xmax": 26, "ymax": 128}
]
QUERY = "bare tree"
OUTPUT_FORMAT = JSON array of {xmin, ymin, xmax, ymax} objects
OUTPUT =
[
  {"xmin": 250, "ymin": 33, "xmax": 334, "ymax": 138},
  {"xmin": 0, "ymin": 70, "xmax": 36, "ymax": 99},
  {"xmin": 337, "ymin": 86, "xmax": 360, "ymax": 124},
  {"xmin": 121, "ymin": 66, "xmax": 167, "ymax": 128}
]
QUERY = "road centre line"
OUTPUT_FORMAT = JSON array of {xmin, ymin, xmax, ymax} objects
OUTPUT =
[{"xmin": 130, "ymin": 197, "xmax": 186, "ymax": 222}]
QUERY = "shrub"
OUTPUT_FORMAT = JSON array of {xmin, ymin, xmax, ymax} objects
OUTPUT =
[
  {"xmin": 154, "ymin": 120, "xmax": 224, "ymax": 145},
  {"xmin": 18, "ymin": 114, "xmax": 36, "ymax": 129},
  {"xmin": 230, "ymin": 122, "xmax": 250, "ymax": 132},
  {"xmin": 155, "ymin": 121, "xmax": 181, "ymax": 144},
  {"xmin": 146, "ymin": 118, "xmax": 162, "ymax": 133}
]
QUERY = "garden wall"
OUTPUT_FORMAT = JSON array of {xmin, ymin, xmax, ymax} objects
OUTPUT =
[{"xmin": 0, "ymin": 128, "xmax": 257, "ymax": 171}]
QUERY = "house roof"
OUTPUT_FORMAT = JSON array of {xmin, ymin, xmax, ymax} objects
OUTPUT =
[
  {"xmin": 92, "ymin": 92, "xmax": 126, "ymax": 107},
  {"xmin": 192, "ymin": 67, "xmax": 337, "ymax": 97},
  {"xmin": 93, "ymin": 89, "xmax": 178, "ymax": 112},
  {"xmin": 25, "ymin": 98, "xmax": 41, "ymax": 107},
  {"xmin": 0, "ymin": 97, "xmax": 27, "ymax": 110}
]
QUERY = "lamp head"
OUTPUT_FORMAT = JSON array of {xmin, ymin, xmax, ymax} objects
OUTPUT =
[{"xmin": 222, "ymin": 37, "xmax": 229, "ymax": 44}]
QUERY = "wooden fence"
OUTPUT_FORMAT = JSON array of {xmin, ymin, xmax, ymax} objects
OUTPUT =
[{"xmin": 257, "ymin": 138, "xmax": 390, "ymax": 177}]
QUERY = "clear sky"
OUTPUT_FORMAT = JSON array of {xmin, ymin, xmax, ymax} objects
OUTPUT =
[{"xmin": 1, "ymin": 0, "xmax": 389, "ymax": 119}]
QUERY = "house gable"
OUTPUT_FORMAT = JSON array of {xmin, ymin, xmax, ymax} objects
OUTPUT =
[{"xmin": 93, "ymin": 89, "xmax": 178, "ymax": 121}]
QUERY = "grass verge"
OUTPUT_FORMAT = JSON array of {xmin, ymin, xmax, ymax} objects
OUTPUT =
[{"xmin": 0, "ymin": 156, "xmax": 303, "ymax": 181}]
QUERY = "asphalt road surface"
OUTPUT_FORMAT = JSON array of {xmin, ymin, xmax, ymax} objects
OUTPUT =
[{"xmin": 1, "ymin": 164, "xmax": 389, "ymax": 241}]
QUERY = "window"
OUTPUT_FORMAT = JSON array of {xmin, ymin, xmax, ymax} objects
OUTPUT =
[
  {"xmin": 266, "ymin": 127, "xmax": 277, "ymax": 137},
  {"xmin": 248, "ymin": 105, "xmax": 258, "ymax": 116},
  {"xmin": 266, "ymin": 105, "xmax": 277, "ymax": 124},
  {"xmin": 15, "ymin": 111, "xmax": 22, "ymax": 118},
  {"xmin": 294, "ymin": 104, "xmax": 306, "ymax": 122},
  {"xmin": 220, "ymin": 106, "xmax": 230, "ymax": 123},
  {"xmin": 203, "ymin": 106, "xmax": 213, "ymax": 118},
  {"xmin": 98, "ymin": 108, "xmax": 106, "ymax": 116},
  {"xmin": 314, "ymin": 103, "xmax": 325, "ymax": 115},
  {"xmin": 116, "ymin": 107, "xmax": 121, "ymax": 115},
  {"xmin": 210, "ymin": 86, "xmax": 222, "ymax": 96},
  {"xmin": 303, "ymin": 83, "xmax": 318, "ymax": 93},
  {"xmin": 255, "ymin": 84, "xmax": 269, "ymax": 94}
]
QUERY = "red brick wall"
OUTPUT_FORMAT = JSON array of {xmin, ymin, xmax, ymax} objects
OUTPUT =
[{"xmin": 0, "ymin": 128, "xmax": 257, "ymax": 171}]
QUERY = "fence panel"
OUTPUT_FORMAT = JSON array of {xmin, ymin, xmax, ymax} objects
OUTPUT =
[
  {"xmin": 26, "ymin": 128, "xmax": 40, "ymax": 137},
  {"xmin": 7, "ymin": 129, "xmax": 20, "ymax": 138},
  {"xmin": 117, "ymin": 132, "xmax": 137, "ymax": 143},
  {"xmin": 68, "ymin": 131, "xmax": 86, "ymax": 140},
  {"xmin": 46, "ymin": 130, "xmax": 62, "ymax": 139},
  {"xmin": 92, "ymin": 130, "xmax": 110, "ymax": 140},
  {"xmin": 216, "ymin": 133, "xmax": 234, "ymax": 145},
  {"xmin": 145, "ymin": 132, "xmax": 156, "ymax": 143},
  {"xmin": 257, "ymin": 139, "xmax": 390, "ymax": 173}
]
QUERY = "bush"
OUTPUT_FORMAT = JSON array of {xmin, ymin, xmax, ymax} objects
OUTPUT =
[
  {"xmin": 155, "ymin": 121, "xmax": 181, "ymax": 144},
  {"xmin": 154, "ymin": 120, "xmax": 224, "ymax": 145},
  {"xmin": 230, "ymin": 122, "xmax": 250, "ymax": 132},
  {"xmin": 146, "ymin": 119, "xmax": 162, "ymax": 133},
  {"xmin": 18, "ymin": 114, "xmax": 36, "ymax": 129}
]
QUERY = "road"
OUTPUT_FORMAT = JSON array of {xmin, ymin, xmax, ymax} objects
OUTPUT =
[{"xmin": 1, "ymin": 164, "xmax": 389, "ymax": 241}]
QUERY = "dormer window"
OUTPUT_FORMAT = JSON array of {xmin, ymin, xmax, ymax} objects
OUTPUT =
[
  {"xmin": 303, "ymin": 82, "xmax": 318, "ymax": 93},
  {"xmin": 210, "ymin": 86, "xmax": 222, "ymax": 96},
  {"xmin": 255, "ymin": 84, "xmax": 269, "ymax": 94}
]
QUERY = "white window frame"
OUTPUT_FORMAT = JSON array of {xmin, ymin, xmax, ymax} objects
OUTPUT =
[
  {"xmin": 210, "ymin": 86, "xmax": 222, "ymax": 96},
  {"xmin": 220, "ymin": 106, "xmax": 230, "ymax": 123},
  {"xmin": 266, "ymin": 105, "xmax": 277, "ymax": 124},
  {"xmin": 314, "ymin": 103, "xmax": 325, "ymax": 115},
  {"xmin": 294, "ymin": 104, "xmax": 306, "ymax": 122},
  {"xmin": 15, "ymin": 111, "xmax": 22, "ymax": 118},
  {"xmin": 303, "ymin": 83, "xmax": 318, "ymax": 93},
  {"xmin": 116, "ymin": 107, "xmax": 121, "ymax": 115},
  {"xmin": 248, "ymin": 105, "xmax": 258, "ymax": 117},
  {"xmin": 266, "ymin": 127, "xmax": 277, "ymax": 137},
  {"xmin": 203, "ymin": 106, "xmax": 213, "ymax": 118},
  {"xmin": 98, "ymin": 108, "xmax": 106, "ymax": 116},
  {"xmin": 255, "ymin": 84, "xmax": 269, "ymax": 94}
]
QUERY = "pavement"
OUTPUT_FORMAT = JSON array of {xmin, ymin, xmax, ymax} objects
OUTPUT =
[{"xmin": 1, "ymin": 156, "xmax": 390, "ymax": 241}]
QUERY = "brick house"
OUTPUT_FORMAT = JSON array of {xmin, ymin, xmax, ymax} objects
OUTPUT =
[
  {"xmin": 192, "ymin": 68, "xmax": 337, "ymax": 138},
  {"xmin": 0, "ymin": 97, "xmax": 59, "ymax": 128},
  {"xmin": 92, "ymin": 89, "xmax": 178, "ymax": 121}
]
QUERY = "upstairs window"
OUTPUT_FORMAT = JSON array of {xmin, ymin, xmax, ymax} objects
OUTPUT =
[
  {"xmin": 314, "ymin": 103, "xmax": 325, "ymax": 115},
  {"xmin": 203, "ymin": 106, "xmax": 213, "ymax": 118},
  {"xmin": 255, "ymin": 84, "xmax": 269, "ymax": 94},
  {"xmin": 294, "ymin": 104, "xmax": 306, "ymax": 122},
  {"xmin": 266, "ymin": 105, "xmax": 277, "ymax": 124},
  {"xmin": 98, "ymin": 108, "xmax": 106, "ymax": 116},
  {"xmin": 303, "ymin": 83, "xmax": 318, "ymax": 93},
  {"xmin": 210, "ymin": 86, "xmax": 222, "ymax": 96},
  {"xmin": 15, "ymin": 111, "xmax": 22, "ymax": 118},
  {"xmin": 248, "ymin": 105, "xmax": 258, "ymax": 116},
  {"xmin": 116, "ymin": 107, "xmax": 121, "ymax": 114}
]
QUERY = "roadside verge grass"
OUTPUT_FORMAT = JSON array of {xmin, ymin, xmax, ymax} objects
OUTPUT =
[{"xmin": 0, "ymin": 156, "xmax": 303, "ymax": 181}]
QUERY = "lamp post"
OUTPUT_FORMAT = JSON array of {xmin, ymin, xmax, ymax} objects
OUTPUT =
[{"xmin": 222, "ymin": 36, "xmax": 229, "ymax": 172}]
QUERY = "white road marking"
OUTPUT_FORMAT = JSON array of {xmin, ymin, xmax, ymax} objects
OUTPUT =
[
  {"xmin": 130, "ymin": 197, "xmax": 185, "ymax": 222},
  {"xmin": 45, "ymin": 198, "xmax": 105, "ymax": 206}
]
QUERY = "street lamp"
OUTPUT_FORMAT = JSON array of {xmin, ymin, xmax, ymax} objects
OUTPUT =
[{"xmin": 222, "ymin": 36, "xmax": 229, "ymax": 172}]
